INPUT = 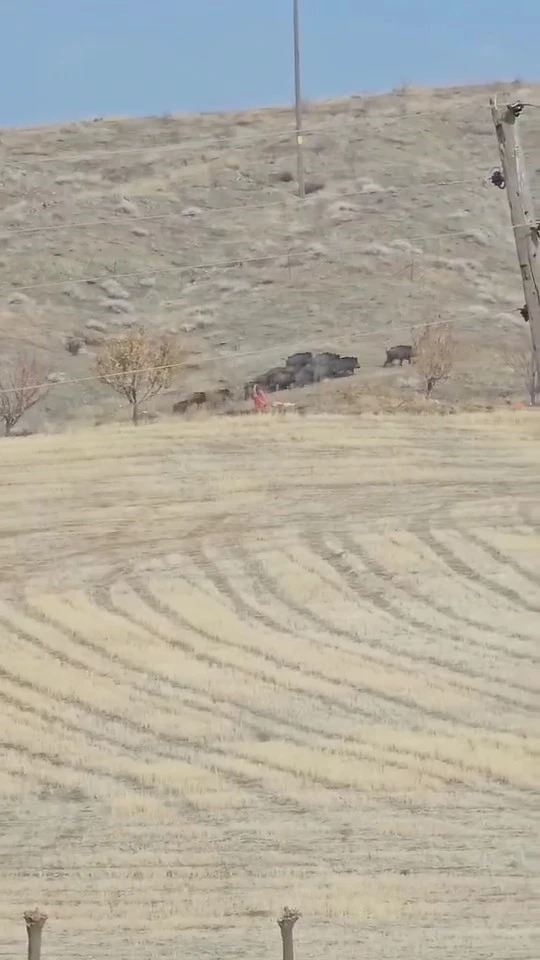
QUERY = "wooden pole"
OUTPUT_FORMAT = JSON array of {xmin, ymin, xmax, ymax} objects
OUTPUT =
[
  {"xmin": 277, "ymin": 906, "xmax": 301, "ymax": 960},
  {"xmin": 24, "ymin": 909, "xmax": 47, "ymax": 960},
  {"xmin": 292, "ymin": 0, "xmax": 305, "ymax": 198},
  {"xmin": 490, "ymin": 97, "xmax": 540, "ymax": 385}
]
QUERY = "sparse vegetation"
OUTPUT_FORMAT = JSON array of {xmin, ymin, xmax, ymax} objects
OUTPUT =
[
  {"xmin": 65, "ymin": 336, "xmax": 83, "ymax": 355},
  {"xmin": 95, "ymin": 326, "xmax": 181, "ymax": 423},
  {"xmin": 414, "ymin": 320, "xmax": 457, "ymax": 397},
  {"xmin": 0, "ymin": 354, "xmax": 50, "ymax": 435}
]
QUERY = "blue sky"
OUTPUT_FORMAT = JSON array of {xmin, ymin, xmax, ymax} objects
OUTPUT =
[{"xmin": 2, "ymin": 0, "xmax": 539, "ymax": 126}]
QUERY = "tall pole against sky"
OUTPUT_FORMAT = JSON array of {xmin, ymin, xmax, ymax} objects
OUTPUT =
[
  {"xmin": 293, "ymin": 0, "xmax": 305, "ymax": 198},
  {"xmin": 490, "ymin": 98, "xmax": 540, "ymax": 387}
]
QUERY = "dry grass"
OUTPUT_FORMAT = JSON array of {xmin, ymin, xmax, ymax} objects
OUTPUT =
[
  {"xmin": 0, "ymin": 412, "xmax": 539, "ymax": 959},
  {"xmin": 2, "ymin": 81, "xmax": 540, "ymax": 428}
]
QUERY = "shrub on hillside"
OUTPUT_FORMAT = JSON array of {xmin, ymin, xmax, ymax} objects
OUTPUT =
[
  {"xmin": 0, "ymin": 355, "xmax": 50, "ymax": 436},
  {"xmin": 414, "ymin": 321, "xmax": 457, "ymax": 397}
]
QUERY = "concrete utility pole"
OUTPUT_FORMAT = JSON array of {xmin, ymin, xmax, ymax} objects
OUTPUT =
[
  {"xmin": 490, "ymin": 97, "xmax": 540, "ymax": 383},
  {"xmin": 293, "ymin": 0, "xmax": 305, "ymax": 198}
]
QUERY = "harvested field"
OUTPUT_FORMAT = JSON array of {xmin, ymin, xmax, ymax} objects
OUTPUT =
[{"xmin": 0, "ymin": 411, "xmax": 539, "ymax": 960}]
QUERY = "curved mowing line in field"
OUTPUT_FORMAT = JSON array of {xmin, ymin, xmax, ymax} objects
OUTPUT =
[
  {"xmin": 241, "ymin": 544, "xmax": 538, "ymax": 739},
  {"xmin": 122, "ymin": 601, "xmax": 453, "ymax": 790},
  {"xmin": 18, "ymin": 590, "xmax": 367, "ymax": 748},
  {"xmin": 140, "ymin": 569, "xmax": 483, "ymax": 732},
  {"xmin": 0, "ymin": 634, "xmax": 306, "ymax": 811},
  {"xmin": 420, "ymin": 529, "xmax": 540, "ymax": 616},
  {"xmin": 0, "ymin": 660, "xmax": 465, "ymax": 813},
  {"xmin": 0, "ymin": 736, "xmax": 168, "ymax": 798},
  {"xmin": 0, "ymin": 604, "xmax": 253, "ymax": 732},
  {"xmin": 264, "ymin": 542, "xmax": 540, "ymax": 750},
  {"xmin": 112, "ymin": 572, "xmax": 524, "ymax": 783},
  {"xmin": 297, "ymin": 532, "xmax": 539, "ymax": 706},
  {"xmin": 20, "ymin": 588, "xmax": 442, "ymax": 800},
  {"xmin": 0, "ymin": 682, "xmax": 222, "ymax": 800},
  {"xmin": 134, "ymin": 572, "xmax": 480, "ymax": 782},
  {"xmin": 5, "ymin": 568, "xmax": 540, "ymax": 804},
  {"xmin": 341, "ymin": 532, "xmax": 540, "ymax": 663},
  {"xmin": 128, "ymin": 576, "xmax": 389, "ymax": 723},
  {"xmin": 100, "ymin": 581, "xmax": 437, "ymax": 799},
  {"xmin": 110, "ymin": 573, "xmax": 486, "ymax": 792},
  {"xmin": 5, "ymin": 602, "xmax": 320, "ymax": 811},
  {"xmin": 14, "ymin": 597, "xmax": 342, "ymax": 810},
  {"xmin": 129, "ymin": 572, "xmax": 536, "ymax": 789},
  {"xmin": 190, "ymin": 543, "xmax": 464, "ymax": 697},
  {"xmin": 444, "ymin": 527, "xmax": 540, "ymax": 609},
  {"xmin": 0, "ymin": 663, "xmax": 308, "ymax": 810},
  {"xmin": 460, "ymin": 528, "xmax": 540, "ymax": 590},
  {"xmin": 195, "ymin": 540, "xmax": 537, "ymax": 717},
  {"xmin": 4, "ymin": 599, "xmax": 256, "ymax": 728},
  {"xmin": 312, "ymin": 531, "xmax": 540, "ymax": 698},
  {"xmin": 0, "ymin": 682, "xmax": 316, "ymax": 814}
]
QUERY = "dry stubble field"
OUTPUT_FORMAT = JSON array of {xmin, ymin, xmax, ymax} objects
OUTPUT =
[{"xmin": 0, "ymin": 411, "xmax": 539, "ymax": 960}]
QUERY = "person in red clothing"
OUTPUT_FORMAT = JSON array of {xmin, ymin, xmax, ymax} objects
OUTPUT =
[{"xmin": 252, "ymin": 384, "xmax": 268, "ymax": 412}]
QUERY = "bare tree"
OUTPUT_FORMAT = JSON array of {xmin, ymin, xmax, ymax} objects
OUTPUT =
[
  {"xmin": 24, "ymin": 909, "xmax": 47, "ymax": 960},
  {"xmin": 277, "ymin": 907, "xmax": 301, "ymax": 960},
  {"xmin": 508, "ymin": 337, "xmax": 538, "ymax": 405},
  {"xmin": 414, "ymin": 320, "xmax": 456, "ymax": 397},
  {"xmin": 95, "ymin": 327, "xmax": 181, "ymax": 424},
  {"xmin": 0, "ymin": 356, "xmax": 50, "ymax": 436}
]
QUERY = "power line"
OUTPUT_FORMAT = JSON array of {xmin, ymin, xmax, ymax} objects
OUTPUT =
[
  {"xmin": 1, "ymin": 252, "xmax": 288, "ymax": 296},
  {"xmin": 0, "ymin": 177, "xmax": 483, "ymax": 240},
  {"xmin": 1, "ymin": 106, "xmax": 459, "ymax": 170},
  {"xmin": 0, "ymin": 216, "xmax": 523, "ymax": 298},
  {"xmin": 0, "ymin": 313, "xmax": 506, "ymax": 398}
]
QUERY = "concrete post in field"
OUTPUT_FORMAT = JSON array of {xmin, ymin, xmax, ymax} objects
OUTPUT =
[
  {"xmin": 490, "ymin": 97, "xmax": 540, "ymax": 384},
  {"xmin": 24, "ymin": 909, "xmax": 47, "ymax": 960},
  {"xmin": 277, "ymin": 906, "xmax": 301, "ymax": 960}
]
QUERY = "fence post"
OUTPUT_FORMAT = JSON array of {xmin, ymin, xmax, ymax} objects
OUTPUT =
[
  {"xmin": 24, "ymin": 909, "xmax": 47, "ymax": 960},
  {"xmin": 277, "ymin": 906, "xmax": 301, "ymax": 960}
]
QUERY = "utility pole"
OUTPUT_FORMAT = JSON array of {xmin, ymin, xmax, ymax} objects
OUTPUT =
[
  {"xmin": 490, "ymin": 96, "xmax": 540, "ymax": 384},
  {"xmin": 293, "ymin": 0, "xmax": 305, "ymax": 198}
]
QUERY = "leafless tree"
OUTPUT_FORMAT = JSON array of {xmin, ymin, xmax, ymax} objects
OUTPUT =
[
  {"xmin": 0, "ymin": 356, "xmax": 50, "ymax": 436},
  {"xmin": 507, "ymin": 337, "xmax": 538, "ymax": 405},
  {"xmin": 414, "ymin": 320, "xmax": 456, "ymax": 397},
  {"xmin": 95, "ymin": 327, "xmax": 182, "ymax": 423}
]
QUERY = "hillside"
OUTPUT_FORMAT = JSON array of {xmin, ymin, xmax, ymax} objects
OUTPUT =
[
  {"xmin": 1, "ymin": 80, "xmax": 539, "ymax": 427},
  {"xmin": 0, "ymin": 412, "xmax": 539, "ymax": 960}
]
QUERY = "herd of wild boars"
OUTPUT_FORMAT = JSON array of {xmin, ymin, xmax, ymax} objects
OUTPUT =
[
  {"xmin": 172, "ymin": 387, "xmax": 232, "ymax": 414},
  {"xmin": 172, "ymin": 344, "xmax": 416, "ymax": 413},
  {"xmin": 244, "ymin": 351, "xmax": 360, "ymax": 398}
]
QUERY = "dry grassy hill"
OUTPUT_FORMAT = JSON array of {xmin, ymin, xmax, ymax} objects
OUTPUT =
[
  {"xmin": 0, "ymin": 412, "xmax": 539, "ymax": 960},
  {"xmin": 1, "ymin": 80, "xmax": 540, "ymax": 428}
]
